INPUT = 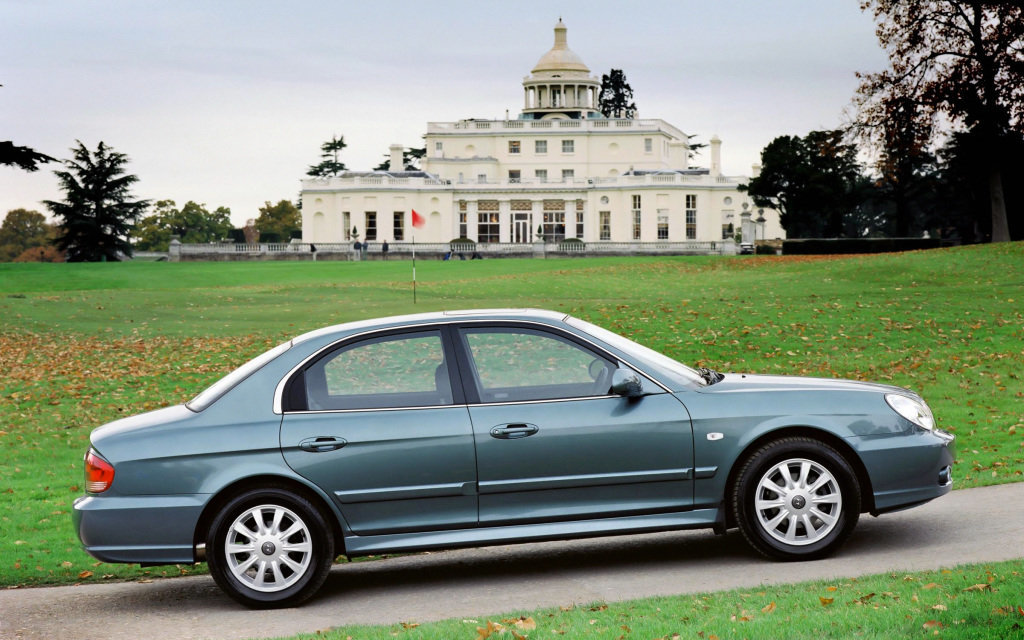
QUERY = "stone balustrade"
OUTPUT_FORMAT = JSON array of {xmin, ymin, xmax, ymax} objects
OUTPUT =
[{"xmin": 166, "ymin": 239, "xmax": 735, "ymax": 262}]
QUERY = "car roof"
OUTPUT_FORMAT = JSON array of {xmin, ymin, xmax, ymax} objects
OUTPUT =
[{"xmin": 291, "ymin": 308, "xmax": 568, "ymax": 346}]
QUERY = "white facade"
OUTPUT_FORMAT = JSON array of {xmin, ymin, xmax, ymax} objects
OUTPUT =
[{"xmin": 301, "ymin": 20, "xmax": 784, "ymax": 246}]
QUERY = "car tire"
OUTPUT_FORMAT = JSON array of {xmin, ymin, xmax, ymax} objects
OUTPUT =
[
  {"xmin": 206, "ymin": 487, "xmax": 334, "ymax": 608},
  {"xmin": 732, "ymin": 437, "xmax": 860, "ymax": 561}
]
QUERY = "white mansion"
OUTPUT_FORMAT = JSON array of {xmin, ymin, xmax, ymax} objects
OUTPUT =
[{"xmin": 300, "ymin": 20, "xmax": 783, "ymax": 249}]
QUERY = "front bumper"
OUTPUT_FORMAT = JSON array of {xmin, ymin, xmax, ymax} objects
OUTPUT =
[
  {"xmin": 854, "ymin": 429, "xmax": 955, "ymax": 514},
  {"xmin": 73, "ymin": 494, "xmax": 206, "ymax": 564}
]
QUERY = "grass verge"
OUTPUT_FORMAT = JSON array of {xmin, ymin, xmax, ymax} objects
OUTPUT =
[{"xmin": 278, "ymin": 559, "xmax": 1024, "ymax": 640}]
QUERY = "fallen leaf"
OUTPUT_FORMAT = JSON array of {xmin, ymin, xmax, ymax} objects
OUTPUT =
[
  {"xmin": 513, "ymin": 617, "xmax": 536, "ymax": 630},
  {"xmin": 932, "ymin": 604, "xmax": 947, "ymax": 611},
  {"xmin": 826, "ymin": 586, "xmax": 838, "ymax": 592},
  {"xmin": 922, "ymin": 620, "xmax": 944, "ymax": 630},
  {"xmin": 77, "ymin": 570, "xmax": 93, "ymax": 579},
  {"xmin": 761, "ymin": 602, "xmax": 776, "ymax": 614},
  {"xmin": 922, "ymin": 582, "xmax": 939, "ymax": 590},
  {"xmin": 963, "ymin": 583, "xmax": 992, "ymax": 592},
  {"xmin": 400, "ymin": 622, "xmax": 419, "ymax": 629},
  {"xmin": 820, "ymin": 597, "xmax": 834, "ymax": 606}
]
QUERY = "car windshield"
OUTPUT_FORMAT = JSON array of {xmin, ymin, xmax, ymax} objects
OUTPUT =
[
  {"xmin": 565, "ymin": 316, "xmax": 706, "ymax": 389},
  {"xmin": 186, "ymin": 340, "xmax": 292, "ymax": 412}
]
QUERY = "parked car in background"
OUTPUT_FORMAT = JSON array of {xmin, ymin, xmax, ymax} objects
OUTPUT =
[
  {"xmin": 74, "ymin": 309, "xmax": 955, "ymax": 608},
  {"xmin": 739, "ymin": 242, "xmax": 755, "ymax": 254}
]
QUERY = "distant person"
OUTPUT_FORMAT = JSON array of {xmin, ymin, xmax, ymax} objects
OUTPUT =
[
  {"xmin": 310, "ymin": 243, "xmax": 317, "ymax": 262},
  {"xmin": 382, "ymin": 240, "xmax": 389, "ymax": 260},
  {"xmin": 352, "ymin": 240, "xmax": 361, "ymax": 261}
]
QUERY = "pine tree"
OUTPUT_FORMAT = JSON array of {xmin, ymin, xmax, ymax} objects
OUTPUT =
[{"xmin": 44, "ymin": 141, "xmax": 149, "ymax": 262}]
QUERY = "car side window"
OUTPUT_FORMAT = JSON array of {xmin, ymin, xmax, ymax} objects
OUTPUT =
[
  {"xmin": 461, "ymin": 328, "xmax": 615, "ymax": 403},
  {"xmin": 304, "ymin": 330, "xmax": 452, "ymax": 410}
]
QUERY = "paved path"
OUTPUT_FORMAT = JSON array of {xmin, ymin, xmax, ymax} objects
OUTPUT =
[{"xmin": 1, "ymin": 483, "xmax": 1021, "ymax": 640}]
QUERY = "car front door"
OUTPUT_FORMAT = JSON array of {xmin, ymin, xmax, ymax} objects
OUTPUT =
[
  {"xmin": 280, "ymin": 327, "xmax": 477, "ymax": 535},
  {"xmin": 454, "ymin": 324, "xmax": 694, "ymax": 526}
]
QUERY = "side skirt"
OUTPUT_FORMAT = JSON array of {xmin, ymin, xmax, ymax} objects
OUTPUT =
[{"xmin": 344, "ymin": 508, "xmax": 721, "ymax": 556}]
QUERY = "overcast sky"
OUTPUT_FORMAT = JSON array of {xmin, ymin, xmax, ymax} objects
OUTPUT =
[{"xmin": 1, "ymin": 1, "xmax": 887, "ymax": 227}]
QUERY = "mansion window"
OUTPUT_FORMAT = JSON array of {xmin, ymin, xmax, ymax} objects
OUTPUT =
[
  {"xmin": 343, "ymin": 212, "xmax": 351, "ymax": 240},
  {"xmin": 393, "ymin": 211, "xmax": 405, "ymax": 241},
  {"xmin": 686, "ymin": 194, "xmax": 697, "ymax": 240},
  {"xmin": 599, "ymin": 211, "xmax": 611, "ymax": 240},
  {"xmin": 561, "ymin": 169, "xmax": 574, "ymax": 181},
  {"xmin": 477, "ymin": 201, "xmax": 499, "ymax": 243},
  {"xmin": 477, "ymin": 174, "xmax": 487, "ymax": 183},
  {"xmin": 365, "ymin": 212, "xmax": 377, "ymax": 241},
  {"xmin": 535, "ymin": 140, "xmax": 547, "ymax": 154},
  {"xmin": 509, "ymin": 140, "xmax": 521, "ymax": 154},
  {"xmin": 561, "ymin": 139, "xmax": 574, "ymax": 153},
  {"xmin": 509, "ymin": 170, "xmax": 521, "ymax": 183},
  {"xmin": 458, "ymin": 201, "xmax": 467, "ymax": 238},
  {"xmin": 644, "ymin": 138, "xmax": 653, "ymax": 153},
  {"xmin": 631, "ymin": 195, "xmax": 642, "ymax": 240},
  {"xmin": 478, "ymin": 213, "xmax": 500, "ymax": 243},
  {"xmin": 542, "ymin": 200, "xmax": 566, "ymax": 241},
  {"xmin": 575, "ymin": 200, "xmax": 584, "ymax": 239},
  {"xmin": 657, "ymin": 209, "xmax": 669, "ymax": 240},
  {"xmin": 535, "ymin": 169, "xmax": 547, "ymax": 182},
  {"xmin": 435, "ymin": 141, "xmax": 443, "ymax": 152}
]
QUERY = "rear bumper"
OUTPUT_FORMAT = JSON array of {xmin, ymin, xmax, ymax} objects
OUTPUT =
[{"xmin": 72, "ymin": 494, "xmax": 206, "ymax": 564}]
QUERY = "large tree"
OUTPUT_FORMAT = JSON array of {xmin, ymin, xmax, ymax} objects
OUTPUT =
[
  {"xmin": 856, "ymin": 1, "xmax": 1024, "ymax": 242},
  {"xmin": 44, "ymin": 141, "xmax": 149, "ymax": 261},
  {"xmin": 132, "ymin": 199, "xmax": 233, "ymax": 251},
  {"xmin": 741, "ymin": 130, "xmax": 864, "ymax": 238},
  {"xmin": 598, "ymin": 69, "xmax": 637, "ymax": 119},
  {"xmin": 1, "ymin": 141, "xmax": 55, "ymax": 172},
  {"xmin": 0, "ymin": 208, "xmax": 50, "ymax": 261},
  {"xmin": 254, "ymin": 199, "xmax": 301, "ymax": 243},
  {"xmin": 306, "ymin": 135, "xmax": 347, "ymax": 178}
]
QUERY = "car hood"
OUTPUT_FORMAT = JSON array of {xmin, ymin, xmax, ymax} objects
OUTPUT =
[{"xmin": 698, "ymin": 373, "xmax": 912, "ymax": 397}]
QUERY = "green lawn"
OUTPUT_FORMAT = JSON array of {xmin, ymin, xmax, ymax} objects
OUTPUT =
[
  {"xmin": 278, "ymin": 559, "xmax": 1024, "ymax": 640},
  {"xmin": 0, "ymin": 244, "xmax": 1021, "ymax": 589}
]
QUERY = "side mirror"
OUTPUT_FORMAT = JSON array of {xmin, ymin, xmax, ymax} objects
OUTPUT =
[{"xmin": 610, "ymin": 368, "xmax": 644, "ymax": 398}]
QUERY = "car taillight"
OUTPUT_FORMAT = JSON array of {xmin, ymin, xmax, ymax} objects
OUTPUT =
[{"xmin": 84, "ymin": 449, "xmax": 114, "ymax": 493}]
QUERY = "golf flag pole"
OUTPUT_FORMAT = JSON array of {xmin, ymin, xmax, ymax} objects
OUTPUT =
[{"xmin": 411, "ymin": 209, "xmax": 425, "ymax": 304}]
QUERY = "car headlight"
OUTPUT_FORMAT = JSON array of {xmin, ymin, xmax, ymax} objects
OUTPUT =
[{"xmin": 885, "ymin": 393, "xmax": 935, "ymax": 431}]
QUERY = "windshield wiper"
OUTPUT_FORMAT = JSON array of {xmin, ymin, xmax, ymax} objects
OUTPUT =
[{"xmin": 697, "ymin": 367, "xmax": 725, "ymax": 385}]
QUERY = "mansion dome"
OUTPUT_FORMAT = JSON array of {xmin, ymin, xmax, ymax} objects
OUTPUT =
[{"xmin": 522, "ymin": 19, "xmax": 601, "ymax": 119}]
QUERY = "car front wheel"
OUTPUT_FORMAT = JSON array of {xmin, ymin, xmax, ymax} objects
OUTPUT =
[
  {"xmin": 207, "ymin": 487, "xmax": 334, "ymax": 608},
  {"xmin": 732, "ymin": 437, "xmax": 860, "ymax": 560}
]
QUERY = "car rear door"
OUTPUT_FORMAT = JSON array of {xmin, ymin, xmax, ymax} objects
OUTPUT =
[
  {"xmin": 454, "ymin": 323, "xmax": 694, "ymax": 526},
  {"xmin": 280, "ymin": 327, "xmax": 478, "ymax": 535}
]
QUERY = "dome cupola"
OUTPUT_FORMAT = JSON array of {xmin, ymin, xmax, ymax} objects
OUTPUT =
[{"xmin": 521, "ymin": 19, "xmax": 601, "ymax": 120}]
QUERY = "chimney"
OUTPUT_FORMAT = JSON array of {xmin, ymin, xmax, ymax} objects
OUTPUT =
[
  {"xmin": 710, "ymin": 135, "xmax": 722, "ymax": 178},
  {"xmin": 388, "ymin": 144, "xmax": 404, "ymax": 172}
]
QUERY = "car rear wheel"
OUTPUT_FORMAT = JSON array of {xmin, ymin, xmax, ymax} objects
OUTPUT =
[
  {"xmin": 207, "ymin": 487, "xmax": 334, "ymax": 608},
  {"xmin": 732, "ymin": 437, "xmax": 860, "ymax": 560}
]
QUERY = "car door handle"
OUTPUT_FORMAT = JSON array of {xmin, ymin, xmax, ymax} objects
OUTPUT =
[
  {"xmin": 490, "ymin": 423, "xmax": 539, "ymax": 439},
  {"xmin": 298, "ymin": 436, "xmax": 347, "ymax": 452}
]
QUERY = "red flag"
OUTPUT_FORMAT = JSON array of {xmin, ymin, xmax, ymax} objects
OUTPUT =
[{"xmin": 411, "ymin": 209, "xmax": 425, "ymax": 228}]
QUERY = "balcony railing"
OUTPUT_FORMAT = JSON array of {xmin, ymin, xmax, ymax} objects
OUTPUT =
[
  {"xmin": 428, "ymin": 118, "xmax": 687, "ymax": 140},
  {"xmin": 302, "ymin": 173, "xmax": 746, "ymax": 192}
]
